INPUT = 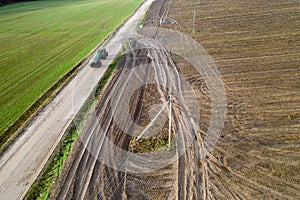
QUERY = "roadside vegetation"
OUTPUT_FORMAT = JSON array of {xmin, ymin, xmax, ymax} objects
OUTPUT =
[
  {"xmin": 136, "ymin": 12, "xmax": 147, "ymax": 31},
  {"xmin": 0, "ymin": 0, "xmax": 143, "ymax": 147},
  {"xmin": 24, "ymin": 56, "xmax": 122, "ymax": 200}
]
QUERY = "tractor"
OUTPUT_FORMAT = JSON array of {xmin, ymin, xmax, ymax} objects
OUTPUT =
[{"xmin": 90, "ymin": 48, "xmax": 108, "ymax": 67}]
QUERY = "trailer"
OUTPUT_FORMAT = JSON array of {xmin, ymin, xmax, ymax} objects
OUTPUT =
[{"xmin": 90, "ymin": 48, "xmax": 108, "ymax": 67}]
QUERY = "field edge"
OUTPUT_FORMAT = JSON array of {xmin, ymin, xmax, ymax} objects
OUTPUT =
[{"xmin": 0, "ymin": 0, "xmax": 146, "ymax": 155}]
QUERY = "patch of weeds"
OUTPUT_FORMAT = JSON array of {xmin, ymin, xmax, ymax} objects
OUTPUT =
[
  {"xmin": 136, "ymin": 12, "xmax": 147, "ymax": 31},
  {"xmin": 129, "ymin": 137, "xmax": 168, "ymax": 153},
  {"xmin": 221, "ymin": 165, "xmax": 230, "ymax": 173}
]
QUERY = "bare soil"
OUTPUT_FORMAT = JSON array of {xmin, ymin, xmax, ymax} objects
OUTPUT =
[
  {"xmin": 51, "ymin": 0, "xmax": 300, "ymax": 199},
  {"xmin": 160, "ymin": 0, "xmax": 300, "ymax": 199}
]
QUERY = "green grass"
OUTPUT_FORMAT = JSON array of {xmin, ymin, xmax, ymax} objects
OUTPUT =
[
  {"xmin": 136, "ymin": 11, "xmax": 147, "ymax": 30},
  {"xmin": 24, "ymin": 55, "xmax": 122, "ymax": 200},
  {"xmin": 0, "ymin": 0, "xmax": 143, "ymax": 138}
]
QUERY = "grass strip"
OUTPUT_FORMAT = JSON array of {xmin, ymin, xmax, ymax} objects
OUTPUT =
[
  {"xmin": 24, "ymin": 56, "xmax": 122, "ymax": 200},
  {"xmin": 136, "ymin": 11, "xmax": 147, "ymax": 30}
]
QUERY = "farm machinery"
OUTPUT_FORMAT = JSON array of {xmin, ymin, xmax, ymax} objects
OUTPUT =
[{"xmin": 90, "ymin": 48, "xmax": 108, "ymax": 67}]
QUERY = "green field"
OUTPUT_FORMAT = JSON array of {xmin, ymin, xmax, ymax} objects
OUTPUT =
[{"xmin": 0, "ymin": 0, "xmax": 143, "ymax": 136}]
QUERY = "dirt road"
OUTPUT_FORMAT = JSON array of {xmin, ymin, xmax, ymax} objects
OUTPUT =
[
  {"xmin": 50, "ymin": 0, "xmax": 225, "ymax": 199},
  {"xmin": 51, "ymin": 0, "xmax": 300, "ymax": 199},
  {"xmin": 0, "ymin": 0, "xmax": 155, "ymax": 199}
]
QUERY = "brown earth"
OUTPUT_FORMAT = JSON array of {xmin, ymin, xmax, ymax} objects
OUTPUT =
[
  {"xmin": 159, "ymin": 0, "xmax": 300, "ymax": 199},
  {"xmin": 51, "ymin": 0, "xmax": 300, "ymax": 199}
]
